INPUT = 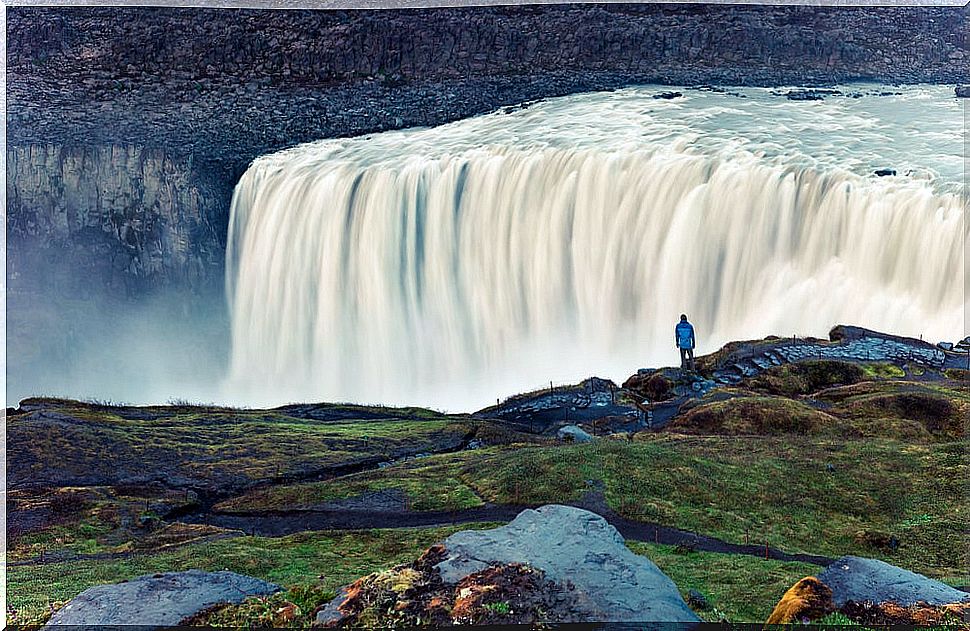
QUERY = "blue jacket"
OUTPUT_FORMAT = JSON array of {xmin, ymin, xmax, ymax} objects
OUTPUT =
[{"xmin": 676, "ymin": 321, "xmax": 695, "ymax": 349}]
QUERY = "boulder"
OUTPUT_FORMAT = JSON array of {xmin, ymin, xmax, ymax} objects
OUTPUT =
[
  {"xmin": 435, "ymin": 505, "xmax": 700, "ymax": 623},
  {"xmin": 874, "ymin": 168, "xmax": 897, "ymax": 177},
  {"xmin": 955, "ymin": 85, "xmax": 970, "ymax": 98},
  {"xmin": 43, "ymin": 570, "xmax": 280, "ymax": 629},
  {"xmin": 557, "ymin": 424, "xmax": 594, "ymax": 443},
  {"xmin": 766, "ymin": 577, "xmax": 836, "ymax": 624},
  {"xmin": 816, "ymin": 556, "xmax": 970, "ymax": 607}
]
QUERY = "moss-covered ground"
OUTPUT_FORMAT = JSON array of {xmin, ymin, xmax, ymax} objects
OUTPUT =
[
  {"xmin": 8, "ymin": 361, "xmax": 967, "ymax": 627},
  {"xmin": 9, "ymin": 398, "xmax": 476, "ymax": 491}
]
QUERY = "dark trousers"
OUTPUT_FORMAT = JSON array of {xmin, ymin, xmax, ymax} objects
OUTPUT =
[{"xmin": 680, "ymin": 347, "xmax": 695, "ymax": 371}]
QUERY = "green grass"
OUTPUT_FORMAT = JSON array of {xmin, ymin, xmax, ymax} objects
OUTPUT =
[
  {"xmin": 444, "ymin": 437, "xmax": 967, "ymax": 580},
  {"xmin": 672, "ymin": 379, "xmax": 966, "ymax": 443},
  {"xmin": 228, "ymin": 434, "xmax": 965, "ymax": 581},
  {"xmin": 180, "ymin": 546, "xmax": 818, "ymax": 626},
  {"xmin": 629, "ymin": 542, "xmax": 818, "ymax": 622},
  {"xmin": 7, "ymin": 522, "xmax": 846, "ymax": 627},
  {"xmin": 816, "ymin": 612, "xmax": 861, "ymax": 626},
  {"xmin": 860, "ymin": 363, "xmax": 907, "ymax": 380},
  {"xmin": 7, "ymin": 524, "xmax": 499, "ymax": 628},
  {"xmin": 817, "ymin": 381, "xmax": 968, "ymax": 441},
  {"xmin": 14, "ymin": 521, "xmax": 114, "ymax": 559},
  {"xmin": 217, "ymin": 454, "xmax": 484, "ymax": 513}
]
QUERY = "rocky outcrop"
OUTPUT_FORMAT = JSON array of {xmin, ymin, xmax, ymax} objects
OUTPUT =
[
  {"xmin": 556, "ymin": 424, "xmax": 595, "ymax": 443},
  {"xmin": 703, "ymin": 327, "xmax": 946, "ymax": 386},
  {"xmin": 816, "ymin": 556, "xmax": 970, "ymax": 608},
  {"xmin": 8, "ymin": 144, "xmax": 225, "ymax": 296},
  {"xmin": 475, "ymin": 377, "xmax": 644, "ymax": 435},
  {"xmin": 316, "ymin": 505, "xmax": 700, "ymax": 626},
  {"xmin": 42, "ymin": 570, "xmax": 280, "ymax": 628},
  {"xmin": 435, "ymin": 505, "xmax": 700, "ymax": 622}
]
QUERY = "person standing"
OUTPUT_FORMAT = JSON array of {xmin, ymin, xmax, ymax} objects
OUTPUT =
[{"xmin": 675, "ymin": 314, "xmax": 696, "ymax": 371}]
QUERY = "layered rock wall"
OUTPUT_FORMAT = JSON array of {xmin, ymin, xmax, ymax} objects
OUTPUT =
[
  {"xmin": 7, "ymin": 145, "xmax": 223, "ymax": 297},
  {"xmin": 10, "ymin": 6, "xmax": 969, "ymax": 88}
]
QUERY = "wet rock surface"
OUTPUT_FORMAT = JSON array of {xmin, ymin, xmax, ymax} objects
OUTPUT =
[
  {"xmin": 476, "ymin": 377, "xmax": 640, "ymax": 429},
  {"xmin": 557, "ymin": 424, "xmax": 595, "ymax": 443},
  {"xmin": 708, "ymin": 326, "xmax": 945, "ymax": 387},
  {"xmin": 42, "ymin": 569, "xmax": 280, "ymax": 628}
]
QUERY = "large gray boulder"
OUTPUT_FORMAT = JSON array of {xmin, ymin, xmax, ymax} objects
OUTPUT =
[
  {"xmin": 436, "ymin": 504, "xmax": 700, "ymax": 623},
  {"xmin": 557, "ymin": 424, "xmax": 594, "ymax": 443},
  {"xmin": 43, "ymin": 569, "xmax": 280, "ymax": 629},
  {"xmin": 817, "ymin": 556, "xmax": 970, "ymax": 607}
]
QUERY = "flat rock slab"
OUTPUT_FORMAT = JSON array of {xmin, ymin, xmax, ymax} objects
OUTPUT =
[
  {"xmin": 436, "ymin": 504, "xmax": 700, "ymax": 623},
  {"xmin": 817, "ymin": 556, "xmax": 970, "ymax": 607},
  {"xmin": 43, "ymin": 569, "xmax": 280, "ymax": 629}
]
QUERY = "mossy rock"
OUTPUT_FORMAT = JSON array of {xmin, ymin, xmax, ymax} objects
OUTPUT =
[
  {"xmin": 745, "ymin": 360, "xmax": 868, "ymax": 397},
  {"xmin": 831, "ymin": 391, "xmax": 964, "ymax": 439},
  {"xmin": 622, "ymin": 370, "xmax": 676, "ymax": 402},
  {"xmin": 811, "ymin": 380, "xmax": 968, "ymax": 441},
  {"xmin": 667, "ymin": 397, "xmax": 842, "ymax": 436}
]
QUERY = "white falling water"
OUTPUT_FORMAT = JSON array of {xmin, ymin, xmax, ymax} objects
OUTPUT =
[{"xmin": 225, "ymin": 84, "xmax": 965, "ymax": 410}]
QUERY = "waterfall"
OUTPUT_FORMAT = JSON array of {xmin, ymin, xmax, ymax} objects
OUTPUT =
[{"xmin": 225, "ymin": 86, "xmax": 965, "ymax": 409}]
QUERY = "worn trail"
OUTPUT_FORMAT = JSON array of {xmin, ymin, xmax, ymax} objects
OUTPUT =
[{"xmin": 178, "ymin": 491, "xmax": 834, "ymax": 567}]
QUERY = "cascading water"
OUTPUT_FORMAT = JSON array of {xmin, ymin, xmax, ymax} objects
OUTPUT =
[{"xmin": 225, "ymin": 84, "xmax": 965, "ymax": 410}]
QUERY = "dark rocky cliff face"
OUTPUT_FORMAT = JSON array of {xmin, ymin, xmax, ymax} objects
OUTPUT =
[
  {"xmin": 5, "ymin": 4, "xmax": 968, "ymax": 401},
  {"xmin": 10, "ymin": 5, "xmax": 968, "ymax": 87},
  {"xmin": 8, "ymin": 145, "xmax": 224, "ymax": 298}
]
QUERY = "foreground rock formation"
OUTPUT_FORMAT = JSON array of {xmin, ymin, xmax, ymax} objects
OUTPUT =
[
  {"xmin": 315, "ymin": 505, "xmax": 700, "ymax": 626},
  {"xmin": 767, "ymin": 557, "xmax": 970, "ymax": 626},
  {"xmin": 42, "ymin": 570, "xmax": 280, "ymax": 629},
  {"xmin": 817, "ymin": 556, "xmax": 970, "ymax": 608}
]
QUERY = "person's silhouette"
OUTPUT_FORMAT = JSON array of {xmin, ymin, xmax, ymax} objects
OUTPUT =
[{"xmin": 675, "ymin": 314, "xmax": 696, "ymax": 371}]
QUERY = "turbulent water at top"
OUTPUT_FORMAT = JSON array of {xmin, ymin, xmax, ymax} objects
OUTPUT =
[{"xmin": 226, "ymin": 84, "xmax": 965, "ymax": 410}]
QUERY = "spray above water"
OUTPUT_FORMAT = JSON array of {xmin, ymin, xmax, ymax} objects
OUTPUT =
[{"xmin": 225, "ymin": 85, "xmax": 965, "ymax": 410}]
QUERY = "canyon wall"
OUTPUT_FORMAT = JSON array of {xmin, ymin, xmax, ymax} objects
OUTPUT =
[
  {"xmin": 10, "ymin": 5, "xmax": 969, "ymax": 88},
  {"xmin": 7, "ymin": 145, "xmax": 223, "ymax": 298}
]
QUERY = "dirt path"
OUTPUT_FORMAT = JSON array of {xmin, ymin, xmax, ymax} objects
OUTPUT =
[
  {"xmin": 12, "ymin": 491, "xmax": 834, "ymax": 569},
  {"xmin": 180, "ymin": 491, "xmax": 834, "ymax": 567}
]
